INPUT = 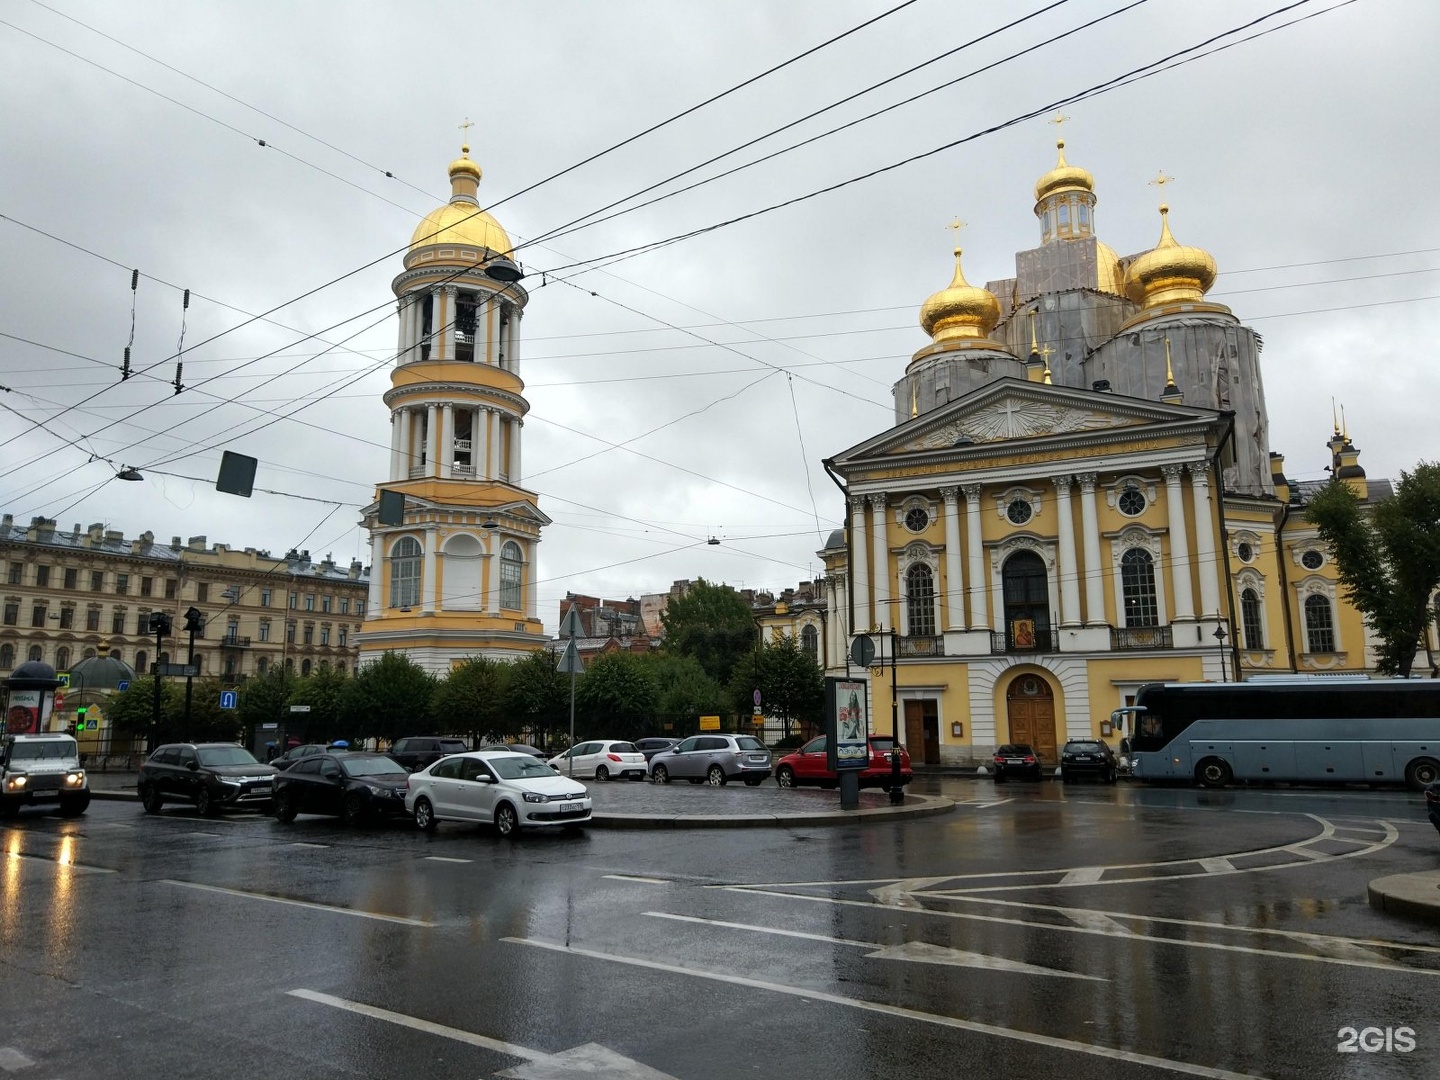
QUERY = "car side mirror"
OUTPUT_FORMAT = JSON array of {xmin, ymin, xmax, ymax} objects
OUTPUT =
[
  {"xmin": 186, "ymin": 760, "xmax": 198, "ymax": 771},
  {"xmin": 1119, "ymin": 738, "xmax": 1131, "ymax": 755}
]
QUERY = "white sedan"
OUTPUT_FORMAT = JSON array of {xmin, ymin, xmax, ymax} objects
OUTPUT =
[
  {"xmin": 547, "ymin": 740, "xmax": 647, "ymax": 781},
  {"xmin": 406, "ymin": 751, "xmax": 591, "ymax": 837}
]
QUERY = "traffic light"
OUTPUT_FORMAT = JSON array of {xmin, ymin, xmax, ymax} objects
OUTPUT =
[
  {"xmin": 183, "ymin": 606, "xmax": 204, "ymax": 634},
  {"xmin": 148, "ymin": 611, "xmax": 173, "ymax": 636},
  {"xmin": 77, "ymin": 706, "xmax": 87, "ymax": 730}
]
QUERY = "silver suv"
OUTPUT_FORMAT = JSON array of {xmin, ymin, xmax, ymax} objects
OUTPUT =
[{"xmin": 648, "ymin": 734, "xmax": 772, "ymax": 787}]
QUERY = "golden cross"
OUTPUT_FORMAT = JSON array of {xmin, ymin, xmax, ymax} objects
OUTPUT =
[
  {"xmin": 946, "ymin": 217, "xmax": 966, "ymax": 240},
  {"xmin": 459, "ymin": 117, "xmax": 475, "ymax": 144},
  {"xmin": 1049, "ymin": 113, "xmax": 1070, "ymax": 135},
  {"xmin": 1038, "ymin": 343, "xmax": 1054, "ymax": 384},
  {"xmin": 1149, "ymin": 169, "xmax": 1175, "ymax": 206}
]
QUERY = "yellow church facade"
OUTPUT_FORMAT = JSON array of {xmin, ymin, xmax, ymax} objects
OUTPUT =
[{"xmin": 819, "ymin": 138, "xmax": 1386, "ymax": 766}]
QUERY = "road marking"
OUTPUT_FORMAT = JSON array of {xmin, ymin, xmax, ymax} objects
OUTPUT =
[
  {"xmin": 1199, "ymin": 857, "xmax": 1234, "ymax": 874},
  {"xmin": 0, "ymin": 1047, "xmax": 36, "ymax": 1072},
  {"xmin": 161, "ymin": 880, "xmax": 434, "ymax": 926},
  {"xmin": 604, "ymin": 874, "xmax": 667, "ymax": 884},
  {"xmin": 290, "ymin": 842, "xmax": 329, "ymax": 849},
  {"xmin": 644, "ymin": 911, "xmax": 1101, "ymax": 980},
  {"xmin": 1064, "ymin": 909, "xmax": 1132, "ymax": 934},
  {"xmin": 504, "ymin": 937, "xmax": 1271, "ymax": 1080},
  {"xmin": 871, "ymin": 877, "xmax": 955, "ymax": 907},
  {"xmin": 3, "ymin": 850, "xmax": 115, "ymax": 874},
  {"xmin": 424, "ymin": 856, "xmax": 472, "ymax": 864},
  {"xmin": 288, "ymin": 990, "xmax": 681, "ymax": 1079},
  {"xmin": 726, "ymin": 887, "xmax": 1432, "ymax": 977},
  {"xmin": 1060, "ymin": 867, "xmax": 1105, "ymax": 885}
]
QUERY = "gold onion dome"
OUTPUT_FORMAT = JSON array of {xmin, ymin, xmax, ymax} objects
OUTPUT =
[
  {"xmin": 1034, "ymin": 140, "xmax": 1094, "ymax": 203},
  {"xmin": 408, "ymin": 144, "xmax": 512, "ymax": 258},
  {"xmin": 1125, "ymin": 205, "xmax": 1217, "ymax": 308},
  {"xmin": 920, "ymin": 248, "xmax": 1001, "ymax": 344}
]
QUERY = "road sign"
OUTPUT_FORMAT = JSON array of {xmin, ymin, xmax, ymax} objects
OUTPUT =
[
  {"xmin": 699, "ymin": 715, "xmax": 721, "ymax": 731},
  {"xmin": 53, "ymin": 692, "xmax": 65, "ymax": 711},
  {"xmin": 153, "ymin": 662, "xmax": 200, "ymax": 677},
  {"xmin": 560, "ymin": 607, "xmax": 584, "ymax": 639},
  {"xmin": 219, "ymin": 690, "xmax": 238, "ymax": 710},
  {"xmin": 117, "ymin": 680, "xmax": 129, "ymax": 692},
  {"xmin": 556, "ymin": 638, "xmax": 584, "ymax": 675},
  {"xmin": 57, "ymin": 673, "xmax": 70, "ymax": 689},
  {"xmin": 85, "ymin": 719, "xmax": 97, "ymax": 730},
  {"xmin": 850, "ymin": 634, "xmax": 876, "ymax": 668},
  {"xmin": 289, "ymin": 704, "xmax": 311, "ymax": 713}
]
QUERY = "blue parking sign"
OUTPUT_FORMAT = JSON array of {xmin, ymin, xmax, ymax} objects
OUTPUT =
[
  {"xmin": 117, "ymin": 680, "xmax": 129, "ymax": 692},
  {"xmin": 219, "ymin": 690, "xmax": 238, "ymax": 710}
]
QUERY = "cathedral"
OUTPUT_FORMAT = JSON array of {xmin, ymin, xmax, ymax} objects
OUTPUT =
[
  {"xmin": 357, "ymin": 145, "xmax": 550, "ymax": 672},
  {"xmin": 818, "ymin": 135, "xmax": 1380, "ymax": 766}
]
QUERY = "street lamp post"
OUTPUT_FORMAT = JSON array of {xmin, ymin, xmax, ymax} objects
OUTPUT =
[
  {"xmin": 888, "ymin": 628, "xmax": 904, "ymax": 805},
  {"xmin": 1214, "ymin": 625, "xmax": 1229, "ymax": 683}
]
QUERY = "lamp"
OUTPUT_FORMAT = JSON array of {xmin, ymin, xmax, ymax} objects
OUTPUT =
[
  {"xmin": 485, "ymin": 258, "xmax": 524, "ymax": 283},
  {"xmin": 116, "ymin": 466, "xmax": 143, "ymax": 481},
  {"xmin": 1213, "ymin": 625, "xmax": 1229, "ymax": 683},
  {"xmin": 481, "ymin": 516, "xmax": 499, "ymax": 530}
]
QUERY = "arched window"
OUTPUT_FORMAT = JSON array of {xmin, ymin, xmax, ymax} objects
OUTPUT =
[
  {"xmin": 1240, "ymin": 588, "xmax": 1264, "ymax": 649},
  {"xmin": 801, "ymin": 624, "xmax": 819, "ymax": 660},
  {"xmin": 499, "ymin": 541, "xmax": 523, "ymax": 610},
  {"xmin": 0, "ymin": 644, "xmax": 12, "ymax": 669},
  {"xmin": 1001, "ymin": 550, "xmax": 1050, "ymax": 649},
  {"xmin": 26, "ymin": 645, "xmax": 42, "ymax": 662},
  {"xmin": 1304, "ymin": 594, "xmax": 1336, "ymax": 653},
  {"xmin": 906, "ymin": 563, "xmax": 936, "ymax": 637},
  {"xmin": 135, "ymin": 650, "xmax": 147, "ymax": 674},
  {"xmin": 336, "ymin": 662, "xmax": 346, "ymax": 675},
  {"xmin": 82, "ymin": 647, "xmax": 96, "ymax": 660},
  {"xmin": 301, "ymin": 659, "xmax": 312, "ymax": 676},
  {"xmin": 256, "ymin": 656, "xmax": 268, "ymax": 677},
  {"xmin": 55, "ymin": 646, "xmax": 70, "ymax": 671},
  {"xmin": 1120, "ymin": 548, "xmax": 1159, "ymax": 628},
  {"xmin": 390, "ymin": 536, "xmax": 422, "ymax": 609}
]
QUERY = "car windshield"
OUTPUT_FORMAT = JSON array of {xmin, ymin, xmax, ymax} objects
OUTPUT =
[
  {"xmin": 610, "ymin": 742, "xmax": 639, "ymax": 753},
  {"xmin": 490, "ymin": 755, "xmax": 562, "ymax": 780},
  {"xmin": 343, "ymin": 755, "xmax": 407, "ymax": 777},
  {"xmin": 1067, "ymin": 742, "xmax": 1104, "ymax": 752},
  {"xmin": 870, "ymin": 737, "xmax": 895, "ymax": 751},
  {"xmin": 734, "ymin": 736, "xmax": 766, "ymax": 751},
  {"xmin": 196, "ymin": 746, "xmax": 260, "ymax": 767},
  {"xmin": 8, "ymin": 739, "xmax": 75, "ymax": 761}
]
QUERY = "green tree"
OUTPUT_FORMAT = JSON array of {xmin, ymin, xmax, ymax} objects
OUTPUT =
[
  {"xmin": 647, "ymin": 653, "xmax": 726, "ymax": 733},
  {"xmin": 504, "ymin": 649, "xmax": 570, "ymax": 750},
  {"xmin": 575, "ymin": 650, "xmax": 657, "ymax": 742},
  {"xmin": 659, "ymin": 579, "xmax": 757, "ymax": 686},
  {"xmin": 341, "ymin": 652, "xmax": 436, "ymax": 741},
  {"xmin": 1305, "ymin": 462, "xmax": 1440, "ymax": 676},
  {"xmin": 180, "ymin": 677, "xmax": 241, "ymax": 743},
  {"xmin": 433, "ymin": 657, "xmax": 511, "ymax": 742},
  {"xmin": 729, "ymin": 632, "xmax": 824, "ymax": 740},
  {"xmin": 238, "ymin": 668, "xmax": 290, "ymax": 749},
  {"xmin": 289, "ymin": 665, "xmax": 350, "ymax": 743},
  {"xmin": 106, "ymin": 676, "xmax": 180, "ymax": 743}
]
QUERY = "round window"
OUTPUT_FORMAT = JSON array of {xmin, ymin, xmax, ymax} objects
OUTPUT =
[
  {"xmin": 1301, "ymin": 549, "xmax": 1324, "ymax": 571},
  {"xmin": 1236, "ymin": 541, "xmax": 1254, "ymax": 563},
  {"xmin": 1006, "ymin": 498, "xmax": 1033, "ymax": 526},
  {"xmin": 904, "ymin": 506, "xmax": 929, "ymax": 532},
  {"xmin": 1117, "ymin": 487, "xmax": 1146, "ymax": 516}
]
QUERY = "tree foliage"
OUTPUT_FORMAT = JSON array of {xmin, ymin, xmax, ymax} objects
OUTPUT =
[
  {"xmin": 1305, "ymin": 463, "xmax": 1440, "ymax": 676},
  {"xmin": 433, "ymin": 657, "xmax": 511, "ymax": 742},
  {"xmin": 503, "ymin": 649, "xmax": 570, "ymax": 750},
  {"xmin": 288, "ymin": 665, "xmax": 351, "ymax": 743},
  {"xmin": 341, "ymin": 651, "xmax": 436, "ymax": 739},
  {"xmin": 648, "ymin": 653, "xmax": 726, "ymax": 729},
  {"xmin": 659, "ymin": 579, "xmax": 757, "ymax": 686},
  {"xmin": 729, "ymin": 632, "xmax": 824, "ymax": 739},
  {"xmin": 575, "ymin": 650, "xmax": 657, "ymax": 742}
]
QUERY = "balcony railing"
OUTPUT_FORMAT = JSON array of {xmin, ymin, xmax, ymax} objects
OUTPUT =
[
  {"xmin": 1110, "ymin": 625, "xmax": 1173, "ymax": 651},
  {"xmin": 897, "ymin": 635, "xmax": 944, "ymax": 659},
  {"xmin": 219, "ymin": 634, "xmax": 251, "ymax": 649},
  {"xmin": 990, "ymin": 628, "xmax": 1058, "ymax": 654}
]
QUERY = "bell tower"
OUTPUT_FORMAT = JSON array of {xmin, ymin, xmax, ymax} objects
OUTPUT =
[{"xmin": 357, "ymin": 142, "xmax": 550, "ymax": 673}]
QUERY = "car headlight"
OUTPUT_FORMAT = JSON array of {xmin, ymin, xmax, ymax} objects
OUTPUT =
[
  {"xmin": 64, "ymin": 771, "xmax": 85, "ymax": 786},
  {"xmin": 6, "ymin": 775, "xmax": 26, "ymax": 789},
  {"xmin": 522, "ymin": 792, "xmax": 546, "ymax": 803}
]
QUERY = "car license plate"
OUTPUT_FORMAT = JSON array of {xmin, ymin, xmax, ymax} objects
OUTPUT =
[{"xmin": 561, "ymin": 802, "xmax": 581, "ymax": 813}]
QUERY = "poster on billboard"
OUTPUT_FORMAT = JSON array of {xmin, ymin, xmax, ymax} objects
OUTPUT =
[
  {"xmin": 824, "ymin": 677, "xmax": 869, "ymax": 771},
  {"xmin": 4, "ymin": 689, "xmax": 47, "ymax": 735}
]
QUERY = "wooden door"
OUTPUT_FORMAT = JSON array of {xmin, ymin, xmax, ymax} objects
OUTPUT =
[
  {"xmin": 1006, "ymin": 674, "xmax": 1058, "ymax": 763},
  {"xmin": 904, "ymin": 700, "xmax": 926, "ymax": 760}
]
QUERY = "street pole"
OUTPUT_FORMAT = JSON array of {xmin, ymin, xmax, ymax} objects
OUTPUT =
[
  {"xmin": 148, "ymin": 614, "xmax": 171, "ymax": 751},
  {"xmin": 889, "ymin": 627, "xmax": 903, "ymax": 804},
  {"xmin": 182, "ymin": 607, "xmax": 202, "ymax": 737}
]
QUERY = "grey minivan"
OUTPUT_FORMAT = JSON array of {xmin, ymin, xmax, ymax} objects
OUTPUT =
[{"xmin": 647, "ymin": 734, "xmax": 772, "ymax": 786}]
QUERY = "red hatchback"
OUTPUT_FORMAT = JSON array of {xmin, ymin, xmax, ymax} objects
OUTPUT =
[{"xmin": 775, "ymin": 735, "xmax": 912, "ymax": 790}]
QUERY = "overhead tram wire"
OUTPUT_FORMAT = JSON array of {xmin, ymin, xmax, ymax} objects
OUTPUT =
[{"xmin": 536, "ymin": 0, "xmax": 1333, "ymax": 278}]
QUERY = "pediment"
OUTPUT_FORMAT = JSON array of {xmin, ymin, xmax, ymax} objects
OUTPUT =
[{"xmin": 896, "ymin": 395, "xmax": 1139, "ymax": 451}]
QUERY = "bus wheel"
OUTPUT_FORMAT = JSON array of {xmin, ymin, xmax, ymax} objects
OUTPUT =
[
  {"xmin": 1405, "ymin": 758, "xmax": 1440, "ymax": 791},
  {"xmin": 1196, "ymin": 758, "xmax": 1232, "ymax": 789}
]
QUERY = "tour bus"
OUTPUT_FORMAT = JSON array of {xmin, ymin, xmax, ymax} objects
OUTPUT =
[{"xmin": 1117, "ymin": 679, "xmax": 1440, "ymax": 790}]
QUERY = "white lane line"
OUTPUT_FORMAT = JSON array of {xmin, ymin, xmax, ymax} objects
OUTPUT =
[
  {"xmin": 4, "ymin": 851, "xmax": 115, "ymax": 874},
  {"xmin": 871, "ymin": 877, "xmax": 956, "ymax": 907},
  {"xmin": 604, "ymin": 874, "xmax": 667, "ymax": 884},
  {"xmin": 424, "ymin": 856, "xmax": 472, "ymax": 864},
  {"xmin": 160, "ymin": 880, "xmax": 435, "ymax": 927},
  {"xmin": 1284, "ymin": 844, "xmax": 1330, "ymax": 860},
  {"xmin": 726, "ymin": 887, "xmax": 1431, "ymax": 977},
  {"xmin": 0, "ymin": 1046, "xmax": 36, "ymax": 1071},
  {"xmin": 1060, "ymin": 867, "xmax": 1105, "ymax": 885},
  {"xmin": 504, "ymin": 937, "xmax": 1270, "ymax": 1080},
  {"xmin": 288, "ymin": 989, "xmax": 536, "ymax": 1059},
  {"xmin": 643, "ymin": 911, "xmax": 1101, "ymax": 980},
  {"xmin": 290, "ymin": 842, "xmax": 329, "ymax": 849},
  {"xmin": 1199, "ymin": 857, "xmax": 1234, "ymax": 874},
  {"xmin": 1064, "ymin": 910, "xmax": 1132, "ymax": 934}
]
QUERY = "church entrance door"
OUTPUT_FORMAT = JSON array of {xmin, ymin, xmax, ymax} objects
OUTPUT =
[{"xmin": 1006, "ymin": 673, "xmax": 1057, "ymax": 764}]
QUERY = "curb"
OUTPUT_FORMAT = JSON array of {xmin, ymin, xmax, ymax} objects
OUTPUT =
[
  {"xmin": 1367, "ymin": 871, "xmax": 1440, "ymax": 924},
  {"xmin": 589, "ymin": 794, "xmax": 956, "ymax": 830}
]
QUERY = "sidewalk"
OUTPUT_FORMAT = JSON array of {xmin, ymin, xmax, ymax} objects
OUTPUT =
[{"xmin": 1368, "ymin": 871, "xmax": 1440, "ymax": 924}]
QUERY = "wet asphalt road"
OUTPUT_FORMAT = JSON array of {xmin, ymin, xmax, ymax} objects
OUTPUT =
[{"xmin": 2, "ymin": 778, "xmax": 1438, "ymax": 1080}]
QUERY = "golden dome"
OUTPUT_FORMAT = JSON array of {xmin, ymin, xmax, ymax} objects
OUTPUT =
[
  {"xmin": 407, "ymin": 145, "xmax": 512, "ymax": 258},
  {"xmin": 1095, "ymin": 239, "xmax": 1124, "ymax": 296},
  {"xmin": 1034, "ymin": 140, "xmax": 1094, "ymax": 203},
  {"xmin": 920, "ymin": 248, "xmax": 1001, "ymax": 344},
  {"xmin": 1125, "ymin": 205, "xmax": 1217, "ymax": 308}
]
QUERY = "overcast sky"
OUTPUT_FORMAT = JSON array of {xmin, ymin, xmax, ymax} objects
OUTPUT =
[{"xmin": 2, "ymin": 0, "xmax": 1435, "ymax": 633}]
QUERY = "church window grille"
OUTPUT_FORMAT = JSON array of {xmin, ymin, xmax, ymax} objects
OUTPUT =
[
  {"xmin": 906, "ymin": 564, "xmax": 936, "ymax": 637},
  {"xmin": 390, "ymin": 537, "xmax": 422, "ymax": 609},
  {"xmin": 1301, "ymin": 549, "xmax": 1324, "ymax": 571},
  {"xmin": 1236, "ymin": 541, "xmax": 1254, "ymax": 563},
  {"xmin": 1241, "ymin": 588, "xmax": 1264, "ymax": 649},
  {"xmin": 1117, "ymin": 486, "xmax": 1146, "ymax": 516},
  {"xmin": 1304, "ymin": 594, "xmax": 1336, "ymax": 653},
  {"xmin": 1006, "ymin": 498, "xmax": 1033, "ymax": 525},
  {"xmin": 1120, "ymin": 548, "xmax": 1159, "ymax": 628},
  {"xmin": 500, "ymin": 542, "xmax": 523, "ymax": 610}
]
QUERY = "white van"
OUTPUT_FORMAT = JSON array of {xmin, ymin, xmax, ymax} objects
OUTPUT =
[{"xmin": 1, "ymin": 733, "xmax": 90, "ymax": 817}]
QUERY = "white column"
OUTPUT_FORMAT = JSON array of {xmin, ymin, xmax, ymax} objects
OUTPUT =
[
  {"xmin": 405, "ymin": 294, "xmax": 420, "ymax": 362},
  {"xmin": 397, "ymin": 298, "xmax": 411, "ymax": 365},
  {"xmin": 421, "ymin": 528, "xmax": 438, "ymax": 613},
  {"xmin": 426, "ymin": 405, "xmax": 439, "ymax": 477},
  {"xmin": 490, "ymin": 409, "xmax": 503, "ymax": 482},
  {"xmin": 940, "ymin": 487, "xmax": 963, "ymax": 631},
  {"xmin": 496, "ymin": 302, "xmax": 510, "ymax": 368},
  {"xmin": 389, "ymin": 412, "xmax": 402, "ymax": 481},
  {"xmin": 1189, "ymin": 461, "xmax": 1222, "ymax": 618},
  {"xmin": 963, "ymin": 483, "xmax": 986, "ymax": 630},
  {"xmin": 823, "ymin": 577, "xmax": 837, "ymax": 668},
  {"xmin": 436, "ymin": 286, "xmax": 455, "ymax": 362},
  {"xmin": 368, "ymin": 533, "xmax": 385, "ymax": 612},
  {"xmin": 510, "ymin": 418, "xmax": 522, "ymax": 483},
  {"xmin": 398, "ymin": 408, "xmax": 413, "ymax": 478},
  {"xmin": 1163, "ymin": 464, "xmax": 1196, "ymax": 621},
  {"xmin": 850, "ymin": 497, "xmax": 870, "ymax": 633},
  {"xmin": 869, "ymin": 494, "xmax": 890, "ymax": 632},
  {"xmin": 440, "ymin": 405, "xmax": 454, "ymax": 480},
  {"xmin": 1077, "ymin": 472, "xmax": 1106, "ymax": 626},
  {"xmin": 1054, "ymin": 474, "xmax": 1081, "ymax": 627},
  {"xmin": 509, "ymin": 308, "xmax": 522, "ymax": 373}
]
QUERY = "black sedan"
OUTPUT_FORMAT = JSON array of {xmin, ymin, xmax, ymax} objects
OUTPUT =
[
  {"xmin": 1060, "ymin": 739, "xmax": 1119, "ymax": 784},
  {"xmin": 991, "ymin": 743, "xmax": 1044, "ymax": 783},
  {"xmin": 273, "ymin": 753, "xmax": 411, "ymax": 825},
  {"xmin": 269, "ymin": 743, "xmax": 330, "ymax": 770}
]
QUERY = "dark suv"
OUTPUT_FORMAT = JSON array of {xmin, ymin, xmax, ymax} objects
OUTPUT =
[
  {"xmin": 139, "ymin": 743, "xmax": 277, "ymax": 815},
  {"xmin": 387, "ymin": 736, "xmax": 469, "ymax": 772}
]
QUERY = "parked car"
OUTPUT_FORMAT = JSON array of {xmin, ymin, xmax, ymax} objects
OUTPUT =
[
  {"xmin": 991, "ymin": 743, "xmax": 1044, "ymax": 783},
  {"xmin": 479, "ymin": 743, "xmax": 548, "ymax": 760},
  {"xmin": 547, "ymin": 740, "xmax": 647, "ymax": 781},
  {"xmin": 273, "ymin": 752, "xmax": 412, "ymax": 824},
  {"xmin": 1060, "ymin": 740, "xmax": 1119, "ymax": 784},
  {"xmin": 647, "ymin": 734, "xmax": 772, "ymax": 786},
  {"xmin": 634, "ymin": 737, "xmax": 681, "ymax": 763},
  {"xmin": 775, "ymin": 735, "xmax": 912, "ymax": 790},
  {"xmin": 138, "ymin": 743, "xmax": 277, "ymax": 815},
  {"xmin": 406, "ymin": 750, "xmax": 591, "ymax": 837},
  {"xmin": 387, "ymin": 736, "xmax": 470, "ymax": 771},
  {"xmin": 270, "ymin": 743, "xmax": 330, "ymax": 770}
]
